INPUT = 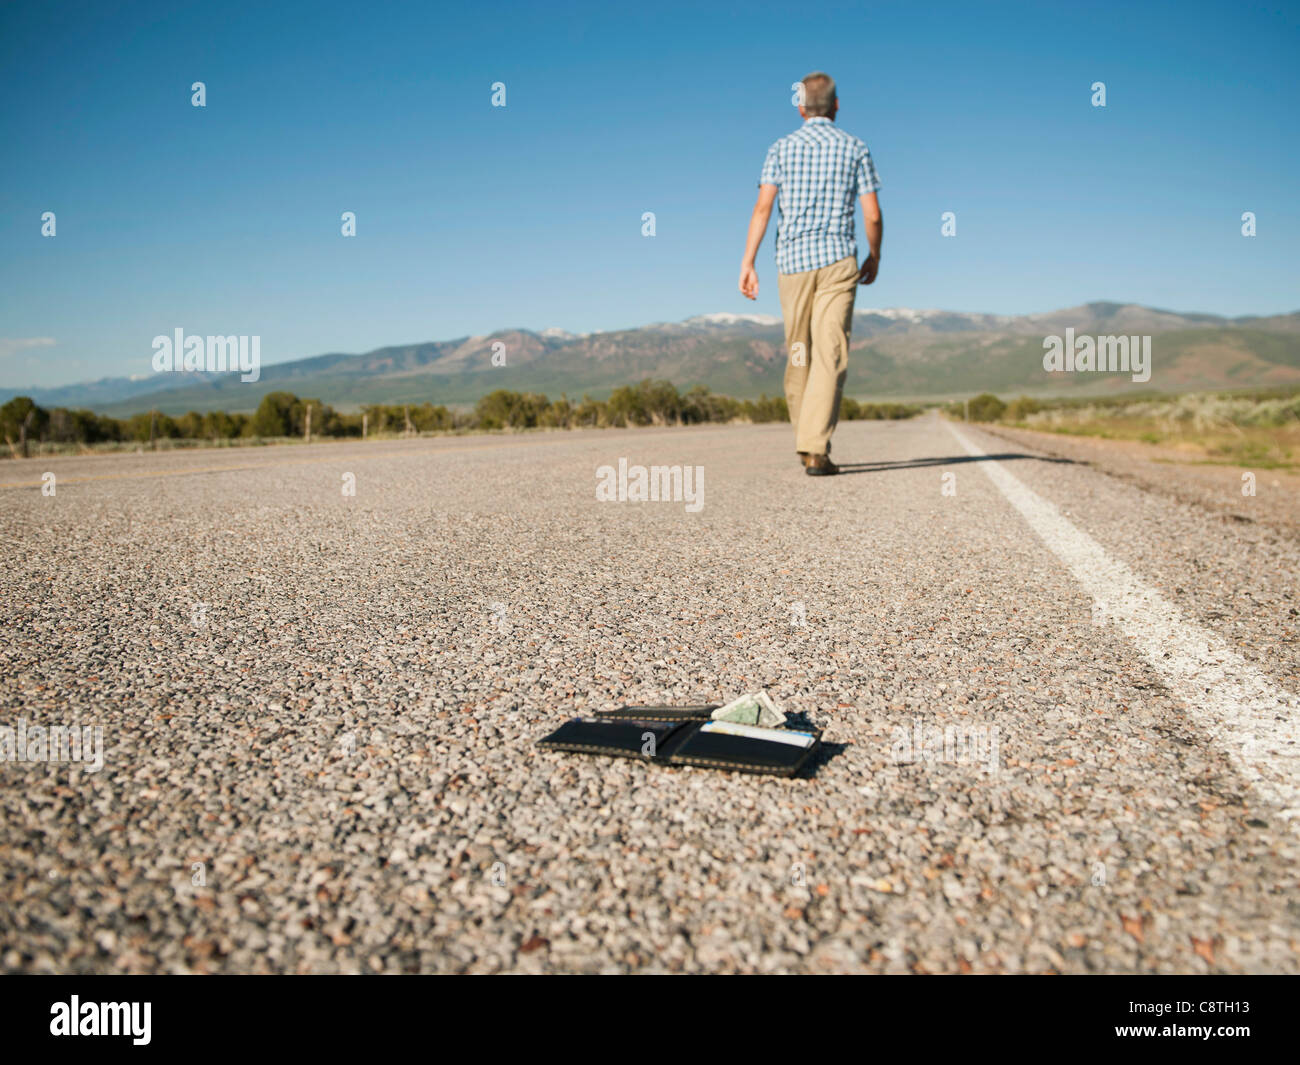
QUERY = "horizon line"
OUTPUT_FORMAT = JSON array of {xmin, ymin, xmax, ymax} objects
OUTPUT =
[{"xmin": 5, "ymin": 299, "xmax": 1298, "ymax": 394}]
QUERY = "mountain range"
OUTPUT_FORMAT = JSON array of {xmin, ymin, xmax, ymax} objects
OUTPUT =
[{"xmin": 6, "ymin": 302, "xmax": 1299, "ymax": 416}]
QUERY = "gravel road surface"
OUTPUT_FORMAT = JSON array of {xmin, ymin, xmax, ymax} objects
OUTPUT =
[{"xmin": 2, "ymin": 414, "xmax": 1298, "ymax": 973}]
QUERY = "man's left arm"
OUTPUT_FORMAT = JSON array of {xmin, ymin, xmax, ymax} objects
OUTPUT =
[
  {"xmin": 858, "ymin": 191, "xmax": 882, "ymax": 285},
  {"xmin": 854, "ymin": 144, "xmax": 883, "ymax": 285}
]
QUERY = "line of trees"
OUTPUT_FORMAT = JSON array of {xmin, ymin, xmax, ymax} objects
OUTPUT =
[
  {"xmin": 1, "ymin": 380, "xmax": 921, "ymax": 455},
  {"xmin": 472, "ymin": 382, "xmax": 920, "ymax": 429}
]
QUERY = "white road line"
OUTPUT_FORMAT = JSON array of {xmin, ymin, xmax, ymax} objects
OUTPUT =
[{"xmin": 947, "ymin": 420, "xmax": 1300, "ymax": 822}]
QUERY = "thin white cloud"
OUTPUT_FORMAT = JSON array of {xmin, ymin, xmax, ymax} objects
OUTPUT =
[{"xmin": 0, "ymin": 337, "xmax": 56, "ymax": 359}]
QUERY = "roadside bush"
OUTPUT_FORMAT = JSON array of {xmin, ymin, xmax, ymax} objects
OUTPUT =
[
  {"xmin": 1003, "ymin": 396, "xmax": 1042, "ymax": 422},
  {"xmin": 0, "ymin": 396, "xmax": 49, "ymax": 444},
  {"xmin": 0, "ymin": 382, "xmax": 924, "ymax": 457},
  {"xmin": 743, "ymin": 394, "xmax": 788, "ymax": 423},
  {"xmin": 251, "ymin": 392, "xmax": 298, "ymax": 437},
  {"xmin": 475, "ymin": 389, "xmax": 549, "ymax": 429},
  {"xmin": 966, "ymin": 393, "xmax": 1007, "ymax": 422}
]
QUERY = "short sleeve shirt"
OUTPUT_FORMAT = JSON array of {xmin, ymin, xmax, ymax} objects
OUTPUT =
[{"xmin": 759, "ymin": 117, "xmax": 880, "ymax": 275}]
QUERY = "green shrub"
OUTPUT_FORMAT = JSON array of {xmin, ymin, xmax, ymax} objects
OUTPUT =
[
  {"xmin": 966, "ymin": 393, "xmax": 1007, "ymax": 422},
  {"xmin": 1003, "ymin": 396, "xmax": 1041, "ymax": 422}
]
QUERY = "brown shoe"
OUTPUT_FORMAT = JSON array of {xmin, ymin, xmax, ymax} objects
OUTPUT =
[{"xmin": 804, "ymin": 454, "xmax": 839, "ymax": 476}]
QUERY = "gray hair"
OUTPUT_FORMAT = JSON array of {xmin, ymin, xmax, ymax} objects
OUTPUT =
[{"xmin": 801, "ymin": 71, "xmax": 836, "ymax": 117}]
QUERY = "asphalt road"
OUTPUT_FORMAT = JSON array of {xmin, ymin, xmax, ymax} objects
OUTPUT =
[{"xmin": 2, "ymin": 413, "xmax": 1298, "ymax": 973}]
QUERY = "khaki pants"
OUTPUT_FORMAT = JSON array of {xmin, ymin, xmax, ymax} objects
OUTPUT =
[{"xmin": 777, "ymin": 255, "xmax": 858, "ymax": 456}]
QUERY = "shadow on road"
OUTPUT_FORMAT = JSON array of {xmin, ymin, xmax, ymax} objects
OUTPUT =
[
  {"xmin": 798, "ymin": 740, "xmax": 850, "ymax": 778},
  {"xmin": 833, "ymin": 452, "xmax": 1079, "ymax": 475},
  {"xmin": 781, "ymin": 710, "xmax": 850, "ymax": 779}
]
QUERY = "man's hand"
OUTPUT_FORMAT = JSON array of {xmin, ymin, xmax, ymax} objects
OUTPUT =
[
  {"xmin": 858, "ymin": 254, "xmax": 879, "ymax": 285},
  {"xmin": 739, "ymin": 263, "xmax": 760, "ymax": 300}
]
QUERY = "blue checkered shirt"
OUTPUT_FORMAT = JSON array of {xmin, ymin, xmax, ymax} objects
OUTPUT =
[{"xmin": 759, "ymin": 117, "xmax": 880, "ymax": 275}]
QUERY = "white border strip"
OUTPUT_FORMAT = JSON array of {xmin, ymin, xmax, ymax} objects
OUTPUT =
[{"xmin": 947, "ymin": 420, "xmax": 1300, "ymax": 822}]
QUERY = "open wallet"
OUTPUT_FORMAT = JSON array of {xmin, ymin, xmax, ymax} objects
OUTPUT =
[{"xmin": 538, "ymin": 705, "xmax": 822, "ymax": 777}]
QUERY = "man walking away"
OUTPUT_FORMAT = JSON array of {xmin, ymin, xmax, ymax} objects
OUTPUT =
[{"xmin": 739, "ymin": 71, "xmax": 883, "ymax": 476}]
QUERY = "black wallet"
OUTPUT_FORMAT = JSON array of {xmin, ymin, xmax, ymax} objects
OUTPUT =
[{"xmin": 538, "ymin": 714, "xmax": 821, "ymax": 777}]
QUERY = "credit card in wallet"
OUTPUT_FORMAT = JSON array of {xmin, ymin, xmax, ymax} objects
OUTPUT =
[
  {"xmin": 667, "ymin": 721, "xmax": 821, "ymax": 776},
  {"xmin": 697, "ymin": 721, "xmax": 816, "ymax": 748}
]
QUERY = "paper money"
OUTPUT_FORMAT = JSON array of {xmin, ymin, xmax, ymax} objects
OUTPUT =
[{"xmin": 711, "ymin": 690, "xmax": 786, "ymax": 728}]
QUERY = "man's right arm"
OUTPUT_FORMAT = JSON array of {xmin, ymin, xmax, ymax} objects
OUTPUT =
[
  {"xmin": 858, "ymin": 192, "xmax": 882, "ymax": 285},
  {"xmin": 739, "ymin": 183, "xmax": 778, "ymax": 300}
]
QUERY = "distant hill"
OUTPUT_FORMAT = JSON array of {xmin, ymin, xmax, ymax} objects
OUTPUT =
[{"xmin": 6, "ymin": 303, "xmax": 1299, "ymax": 416}]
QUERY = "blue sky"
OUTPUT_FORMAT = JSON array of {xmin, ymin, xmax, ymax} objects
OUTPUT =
[{"xmin": 2, "ymin": 0, "xmax": 1297, "ymax": 387}]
